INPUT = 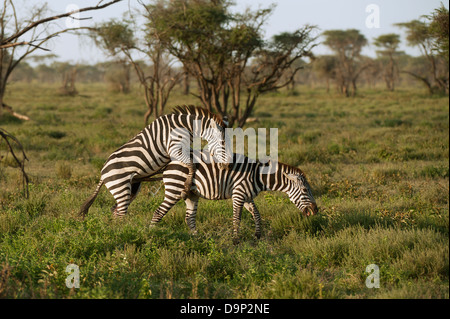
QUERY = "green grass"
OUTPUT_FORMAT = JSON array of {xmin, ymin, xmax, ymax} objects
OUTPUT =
[{"xmin": 0, "ymin": 83, "xmax": 448, "ymax": 298}]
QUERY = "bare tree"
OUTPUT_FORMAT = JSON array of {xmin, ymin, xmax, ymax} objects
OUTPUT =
[
  {"xmin": 54, "ymin": 62, "xmax": 78, "ymax": 96},
  {"xmin": 0, "ymin": 0, "xmax": 123, "ymax": 119},
  {"xmin": 0, "ymin": 0, "xmax": 123, "ymax": 197},
  {"xmin": 0, "ymin": 128, "xmax": 29, "ymax": 197}
]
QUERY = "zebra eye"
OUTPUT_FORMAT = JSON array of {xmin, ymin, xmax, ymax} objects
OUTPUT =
[{"xmin": 302, "ymin": 188, "xmax": 308, "ymax": 193}]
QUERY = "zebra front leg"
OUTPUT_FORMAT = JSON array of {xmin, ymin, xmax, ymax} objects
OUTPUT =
[
  {"xmin": 150, "ymin": 195, "xmax": 180, "ymax": 226},
  {"xmin": 184, "ymin": 192, "xmax": 200, "ymax": 235},
  {"xmin": 244, "ymin": 201, "xmax": 262, "ymax": 239},
  {"xmin": 231, "ymin": 194, "xmax": 245, "ymax": 244}
]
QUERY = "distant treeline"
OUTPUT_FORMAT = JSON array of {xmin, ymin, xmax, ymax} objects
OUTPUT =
[
  {"xmin": 9, "ymin": 53, "xmax": 447, "ymax": 93},
  {"xmin": 2, "ymin": 0, "xmax": 448, "ymax": 127}
]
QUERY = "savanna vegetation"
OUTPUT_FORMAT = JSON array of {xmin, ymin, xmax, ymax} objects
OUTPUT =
[
  {"xmin": 0, "ymin": 82, "xmax": 448, "ymax": 298},
  {"xmin": 0, "ymin": 0, "xmax": 448, "ymax": 300}
]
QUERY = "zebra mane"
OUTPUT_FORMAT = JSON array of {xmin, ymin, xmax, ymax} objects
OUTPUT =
[
  {"xmin": 278, "ymin": 161, "xmax": 306, "ymax": 177},
  {"xmin": 172, "ymin": 105, "xmax": 226, "ymax": 127},
  {"xmin": 259, "ymin": 160, "xmax": 306, "ymax": 177}
]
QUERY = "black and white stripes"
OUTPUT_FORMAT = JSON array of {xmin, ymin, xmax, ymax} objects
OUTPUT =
[
  {"xmin": 151, "ymin": 152, "xmax": 318, "ymax": 240},
  {"xmin": 79, "ymin": 105, "xmax": 230, "ymax": 218}
]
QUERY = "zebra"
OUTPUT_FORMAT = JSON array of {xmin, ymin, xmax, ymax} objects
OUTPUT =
[
  {"xmin": 79, "ymin": 105, "xmax": 231, "ymax": 218},
  {"xmin": 150, "ymin": 151, "xmax": 318, "ymax": 241}
]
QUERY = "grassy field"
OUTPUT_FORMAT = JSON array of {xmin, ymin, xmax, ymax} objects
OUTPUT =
[{"xmin": 0, "ymin": 83, "xmax": 448, "ymax": 299}]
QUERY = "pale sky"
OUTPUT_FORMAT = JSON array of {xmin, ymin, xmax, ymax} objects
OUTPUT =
[{"xmin": 17, "ymin": 0, "xmax": 450, "ymax": 64}]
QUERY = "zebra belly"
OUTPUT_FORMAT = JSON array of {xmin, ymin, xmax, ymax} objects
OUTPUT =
[
  {"xmin": 191, "ymin": 174, "xmax": 232, "ymax": 200},
  {"xmin": 192, "ymin": 161, "xmax": 256, "ymax": 200},
  {"xmin": 101, "ymin": 149, "xmax": 169, "ymax": 193}
]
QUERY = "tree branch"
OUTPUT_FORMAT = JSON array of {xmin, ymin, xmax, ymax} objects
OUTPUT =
[
  {"xmin": 0, "ymin": 128, "xmax": 29, "ymax": 198},
  {"xmin": 0, "ymin": 0, "xmax": 123, "ymax": 48},
  {"xmin": 2, "ymin": 103, "xmax": 30, "ymax": 121}
]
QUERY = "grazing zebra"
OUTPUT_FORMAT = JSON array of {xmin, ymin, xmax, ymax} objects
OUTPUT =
[
  {"xmin": 150, "ymin": 152, "xmax": 318, "ymax": 241},
  {"xmin": 79, "ymin": 105, "xmax": 231, "ymax": 218}
]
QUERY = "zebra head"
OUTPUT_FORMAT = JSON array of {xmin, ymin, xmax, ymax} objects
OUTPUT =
[
  {"xmin": 202, "ymin": 119, "xmax": 231, "ymax": 170},
  {"xmin": 283, "ymin": 172, "xmax": 318, "ymax": 216},
  {"xmin": 173, "ymin": 105, "xmax": 231, "ymax": 169}
]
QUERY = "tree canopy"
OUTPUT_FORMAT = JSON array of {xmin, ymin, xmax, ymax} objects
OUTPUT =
[
  {"xmin": 322, "ymin": 29, "xmax": 368, "ymax": 96},
  {"xmin": 145, "ymin": 0, "xmax": 317, "ymax": 126}
]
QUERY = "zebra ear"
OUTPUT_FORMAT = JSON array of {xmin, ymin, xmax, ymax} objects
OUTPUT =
[
  {"xmin": 283, "ymin": 172, "xmax": 299, "ymax": 182},
  {"xmin": 222, "ymin": 116, "xmax": 229, "ymax": 128}
]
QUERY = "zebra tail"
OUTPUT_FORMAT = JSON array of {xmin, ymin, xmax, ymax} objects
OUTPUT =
[{"xmin": 79, "ymin": 179, "xmax": 104, "ymax": 218}]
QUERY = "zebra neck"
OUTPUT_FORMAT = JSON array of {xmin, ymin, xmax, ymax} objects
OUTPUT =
[
  {"xmin": 258, "ymin": 163, "xmax": 287, "ymax": 193},
  {"xmin": 169, "ymin": 114, "xmax": 205, "ymax": 137},
  {"xmin": 189, "ymin": 115, "xmax": 208, "ymax": 137}
]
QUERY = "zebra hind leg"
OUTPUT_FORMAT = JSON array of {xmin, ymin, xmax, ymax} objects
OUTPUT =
[
  {"xmin": 105, "ymin": 179, "xmax": 135, "ymax": 218},
  {"xmin": 110, "ymin": 181, "xmax": 141, "ymax": 216},
  {"xmin": 244, "ymin": 201, "xmax": 262, "ymax": 239},
  {"xmin": 112, "ymin": 192, "xmax": 132, "ymax": 218},
  {"xmin": 184, "ymin": 193, "xmax": 200, "ymax": 235},
  {"xmin": 231, "ymin": 195, "xmax": 245, "ymax": 245}
]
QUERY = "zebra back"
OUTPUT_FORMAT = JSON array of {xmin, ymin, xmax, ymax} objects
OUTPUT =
[
  {"xmin": 172, "ymin": 105, "xmax": 227, "ymax": 128},
  {"xmin": 163, "ymin": 152, "xmax": 263, "ymax": 200}
]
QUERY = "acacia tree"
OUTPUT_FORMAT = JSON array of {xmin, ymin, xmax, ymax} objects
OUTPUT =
[
  {"xmin": 92, "ymin": 18, "xmax": 183, "ymax": 124},
  {"xmin": 52, "ymin": 62, "xmax": 79, "ymax": 96},
  {"xmin": 91, "ymin": 19, "xmax": 132, "ymax": 94},
  {"xmin": 428, "ymin": 4, "xmax": 449, "ymax": 63},
  {"xmin": 396, "ymin": 9, "xmax": 449, "ymax": 95},
  {"xmin": 322, "ymin": 29, "xmax": 369, "ymax": 97},
  {"xmin": 374, "ymin": 33, "xmax": 402, "ymax": 91},
  {"xmin": 146, "ymin": 0, "xmax": 317, "ymax": 127},
  {"xmin": 313, "ymin": 55, "xmax": 338, "ymax": 92}
]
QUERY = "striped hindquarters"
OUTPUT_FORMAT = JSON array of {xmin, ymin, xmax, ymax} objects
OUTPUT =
[{"xmin": 100, "ymin": 117, "xmax": 171, "ymax": 216}]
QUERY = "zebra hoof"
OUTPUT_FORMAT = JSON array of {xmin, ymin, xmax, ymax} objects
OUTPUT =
[
  {"xmin": 190, "ymin": 229, "xmax": 198, "ymax": 236},
  {"xmin": 254, "ymin": 233, "xmax": 261, "ymax": 239},
  {"xmin": 232, "ymin": 237, "xmax": 240, "ymax": 245},
  {"xmin": 110, "ymin": 205, "xmax": 117, "ymax": 213},
  {"xmin": 112, "ymin": 213, "xmax": 125, "ymax": 220}
]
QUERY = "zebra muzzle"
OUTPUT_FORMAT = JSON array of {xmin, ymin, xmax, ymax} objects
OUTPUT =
[{"xmin": 303, "ymin": 204, "xmax": 318, "ymax": 217}]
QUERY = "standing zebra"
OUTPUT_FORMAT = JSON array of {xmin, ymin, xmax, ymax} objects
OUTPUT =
[
  {"xmin": 79, "ymin": 105, "xmax": 230, "ymax": 218},
  {"xmin": 151, "ymin": 152, "xmax": 318, "ymax": 241}
]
